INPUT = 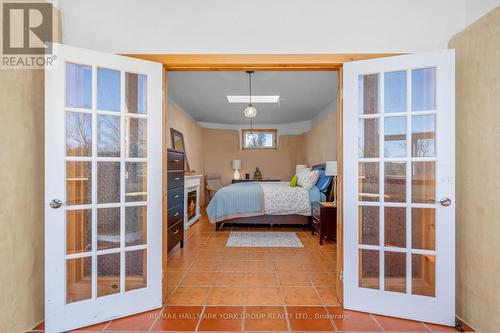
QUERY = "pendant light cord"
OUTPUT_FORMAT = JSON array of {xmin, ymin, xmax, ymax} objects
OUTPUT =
[
  {"xmin": 249, "ymin": 71, "xmax": 252, "ymax": 106},
  {"xmin": 249, "ymin": 71, "xmax": 253, "ymax": 134}
]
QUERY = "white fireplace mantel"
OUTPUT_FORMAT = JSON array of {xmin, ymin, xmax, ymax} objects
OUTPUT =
[{"xmin": 184, "ymin": 174, "xmax": 202, "ymax": 230}]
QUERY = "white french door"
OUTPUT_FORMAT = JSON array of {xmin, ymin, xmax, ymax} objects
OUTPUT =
[
  {"xmin": 45, "ymin": 44, "xmax": 163, "ymax": 333},
  {"xmin": 343, "ymin": 50, "xmax": 455, "ymax": 325}
]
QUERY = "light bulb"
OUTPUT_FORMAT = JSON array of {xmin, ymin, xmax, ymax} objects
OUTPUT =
[{"xmin": 244, "ymin": 105, "xmax": 257, "ymax": 118}]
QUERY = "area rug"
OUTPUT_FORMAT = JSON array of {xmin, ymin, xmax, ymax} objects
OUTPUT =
[{"xmin": 225, "ymin": 231, "xmax": 303, "ymax": 247}]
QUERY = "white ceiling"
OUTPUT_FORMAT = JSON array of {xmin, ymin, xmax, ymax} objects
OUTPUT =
[{"xmin": 167, "ymin": 71, "xmax": 338, "ymax": 124}]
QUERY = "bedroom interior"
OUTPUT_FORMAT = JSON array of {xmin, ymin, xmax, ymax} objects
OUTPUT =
[{"xmin": 164, "ymin": 70, "xmax": 342, "ymax": 309}]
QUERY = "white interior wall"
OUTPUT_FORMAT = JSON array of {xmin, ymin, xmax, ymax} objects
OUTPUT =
[
  {"xmin": 58, "ymin": 0, "xmax": 498, "ymax": 54},
  {"xmin": 465, "ymin": 0, "xmax": 500, "ymax": 25}
]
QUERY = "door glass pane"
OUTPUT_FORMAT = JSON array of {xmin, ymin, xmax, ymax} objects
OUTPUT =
[
  {"xmin": 66, "ymin": 209, "xmax": 92, "ymax": 254},
  {"xmin": 384, "ymin": 117, "xmax": 407, "ymax": 157},
  {"xmin": 66, "ymin": 63, "xmax": 92, "ymax": 109},
  {"xmin": 66, "ymin": 112, "xmax": 92, "ymax": 156},
  {"xmin": 359, "ymin": 119, "xmax": 379, "ymax": 158},
  {"xmin": 126, "ymin": 117, "xmax": 147, "ymax": 158},
  {"xmin": 97, "ymin": 207, "xmax": 120, "ymax": 250},
  {"xmin": 66, "ymin": 257, "xmax": 92, "ymax": 303},
  {"xmin": 359, "ymin": 162, "xmax": 379, "ymax": 202},
  {"xmin": 97, "ymin": 253, "xmax": 121, "ymax": 297},
  {"xmin": 66, "ymin": 161, "xmax": 91, "ymax": 205},
  {"xmin": 97, "ymin": 162, "xmax": 120, "ymax": 204},
  {"xmin": 126, "ymin": 249, "xmax": 147, "ymax": 291},
  {"xmin": 126, "ymin": 73, "xmax": 147, "ymax": 114},
  {"xmin": 384, "ymin": 71, "xmax": 406, "ymax": 113},
  {"xmin": 97, "ymin": 68, "xmax": 121, "ymax": 112},
  {"xmin": 126, "ymin": 206, "xmax": 147, "ymax": 246},
  {"xmin": 385, "ymin": 252, "xmax": 406, "ymax": 293},
  {"xmin": 359, "ymin": 74, "xmax": 378, "ymax": 115},
  {"xmin": 412, "ymin": 254, "xmax": 435, "ymax": 297},
  {"xmin": 412, "ymin": 68, "xmax": 436, "ymax": 111},
  {"xmin": 97, "ymin": 115, "xmax": 121, "ymax": 157},
  {"xmin": 412, "ymin": 161, "xmax": 435, "ymax": 203},
  {"xmin": 359, "ymin": 206, "xmax": 379, "ymax": 245},
  {"xmin": 384, "ymin": 207, "xmax": 406, "ymax": 248},
  {"xmin": 384, "ymin": 162, "xmax": 406, "ymax": 202},
  {"xmin": 359, "ymin": 249, "xmax": 379, "ymax": 289},
  {"xmin": 412, "ymin": 208, "xmax": 436, "ymax": 250},
  {"xmin": 412, "ymin": 115, "xmax": 436, "ymax": 157},
  {"xmin": 126, "ymin": 162, "xmax": 147, "ymax": 202}
]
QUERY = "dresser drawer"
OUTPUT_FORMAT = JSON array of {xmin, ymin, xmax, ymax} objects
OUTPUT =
[
  {"xmin": 167, "ymin": 171, "xmax": 184, "ymax": 189},
  {"xmin": 168, "ymin": 187, "xmax": 184, "ymax": 207},
  {"xmin": 167, "ymin": 150, "xmax": 184, "ymax": 171},
  {"xmin": 167, "ymin": 203, "xmax": 184, "ymax": 228},
  {"xmin": 167, "ymin": 221, "xmax": 184, "ymax": 252}
]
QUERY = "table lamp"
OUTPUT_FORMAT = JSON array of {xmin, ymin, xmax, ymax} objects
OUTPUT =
[
  {"xmin": 325, "ymin": 161, "xmax": 338, "ymax": 202},
  {"xmin": 232, "ymin": 160, "xmax": 241, "ymax": 180},
  {"xmin": 296, "ymin": 164, "xmax": 307, "ymax": 175}
]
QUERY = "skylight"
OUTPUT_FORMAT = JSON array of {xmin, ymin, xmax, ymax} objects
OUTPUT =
[{"xmin": 227, "ymin": 95, "xmax": 280, "ymax": 103}]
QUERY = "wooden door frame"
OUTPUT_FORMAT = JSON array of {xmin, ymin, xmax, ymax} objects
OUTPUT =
[{"xmin": 125, "ymin": 54, "xmax": 395, "ymax": 303}]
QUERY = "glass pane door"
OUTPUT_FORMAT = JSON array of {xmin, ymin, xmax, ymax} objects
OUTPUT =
[
  {"xmin": 357, "ymin": 67, "xmax": 438, "ymax": 296},
  {"xmin": 45, "ymin": 44, "xmax": 162, "ymax": 333},
  {"xmin": 65, "ymin": 63, "xmax": 149, "ymax": 303},
  {"xmin": 343, "ymin": 50, "xmax": 455, "ymax": 326}
]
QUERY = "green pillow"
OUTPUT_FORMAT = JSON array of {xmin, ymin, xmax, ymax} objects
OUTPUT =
[{"xmin": 290, "ymin": 175, "xmax": 298, "ymax": 187}]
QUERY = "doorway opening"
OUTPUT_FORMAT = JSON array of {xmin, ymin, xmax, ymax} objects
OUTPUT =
[{"xmin": 163, "ymin": 69, "xmax": 341, "ymax": 313}]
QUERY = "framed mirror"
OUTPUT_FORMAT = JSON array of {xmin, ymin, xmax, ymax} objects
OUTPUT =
[{"xmin": 170, "ymin": 128, "xmax": 190, "ymax": 171}]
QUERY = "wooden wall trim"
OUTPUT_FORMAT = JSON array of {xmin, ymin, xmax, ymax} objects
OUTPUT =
[
  {"xmin": 161, "ymin": 69, "xmax": 169, "ymax": 302},
  {"xmin": 126, "ymin": 54, "xmax": 396, "ymax": 70},
  {"xmin": 336, "ymin": 68, "xmax": 344, "ymax": 304}
]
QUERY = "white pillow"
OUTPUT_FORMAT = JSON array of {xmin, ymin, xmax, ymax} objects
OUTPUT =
[{"xmin": 297, "ymin": 170, "xmax": 320, "ymax": 190}]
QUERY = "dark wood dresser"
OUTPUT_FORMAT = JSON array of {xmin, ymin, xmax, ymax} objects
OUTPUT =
[
  {"xmin": 167, "ymin": 149, "xmax": 184, "ymax": 252},
  {"xmin": 311, "ymin": 201, "xmax": 337, "ymax": 245}
]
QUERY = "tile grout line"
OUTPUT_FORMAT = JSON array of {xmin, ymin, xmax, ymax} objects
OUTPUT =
[
  {"xmin": 242, "ymin": 304, "xmax": 247, "ymax": 332},
  {"xmin": 166, "ymin": 245, "xmax": 206, "ymax": 305},
  {"xmin": 194, "ymin": 305, "xmax": 206, "ymax": 332},
  {"xmin": 324, "ymin": 303, "xmax": 338, "ymax": 332},
  {"xmin": 422, "ymin": 322, "xmax": 434, "ymax": 332},
  {"xmin": 146, "ymin": 306, "xmax": 165, "ymax": 332},
  {"xmin": 306, "ymin": 261, "xmax": 339, "ymax": 332},
  {"xmin": 276, "ymin": 269, "xmax": 292, "ymax": 332},
  {"xmin": 101, "ymin": 320, "xmax": 112, "ymax": 331},
  {"xmin": 370, "ymin": 313, "xmax": 386, "ymax": 331}
]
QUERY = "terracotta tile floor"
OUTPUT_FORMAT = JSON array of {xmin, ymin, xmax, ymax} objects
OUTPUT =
[{"xmin": 30, "ymin": 207, "xmax": 460, "ymax": 332}]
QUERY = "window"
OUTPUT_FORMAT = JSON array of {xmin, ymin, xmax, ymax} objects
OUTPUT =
[{"xmin": 242, "ymin": 129, "xmax": 277, "ymax": 149}]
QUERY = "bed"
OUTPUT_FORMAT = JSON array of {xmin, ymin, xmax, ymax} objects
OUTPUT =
[{"xmin": 207, "ymin": 164, "xmax": 333, "ymax": 230}]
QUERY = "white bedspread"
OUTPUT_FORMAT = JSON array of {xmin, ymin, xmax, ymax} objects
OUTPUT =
[{"xmin": 261, "ymin": 182, "xmax": 311, "ymax": 216}]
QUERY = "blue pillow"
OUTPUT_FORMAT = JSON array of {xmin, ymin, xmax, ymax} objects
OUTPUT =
[{"xmin": 314, "ymin": 168, "xmax": 332, "ymax": 193}]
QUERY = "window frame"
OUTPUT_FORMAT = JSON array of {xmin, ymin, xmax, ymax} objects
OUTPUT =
[{"xmin": 241, "ymin": 128, "xmax": 278, "ymax": 150}]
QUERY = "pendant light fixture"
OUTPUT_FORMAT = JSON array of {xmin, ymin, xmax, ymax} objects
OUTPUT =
[
  {"xmin": 244, "ymin": 71, "xmax": 257, "ymax": 143},
  {"xmin": 244, "ymin": 71, "xmax": 257, "ymax": 118}
]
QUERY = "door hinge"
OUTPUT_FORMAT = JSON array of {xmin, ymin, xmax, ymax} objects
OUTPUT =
[{"xmin": 339, "ymin": 270, "xmax": 344, "ymax": 281}]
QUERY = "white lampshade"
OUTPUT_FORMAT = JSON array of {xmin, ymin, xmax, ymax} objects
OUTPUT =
[
  {"xmin": 296, "ymin": 164, "xmax": 307, "ymax": 175},
  {"xmin": 232, "ymin": 159, "xmax": 241, "ymax": 170},
  {"xmin": 244, "ymin": 105, "xmax": 257, "ymax": 118},
  {"xmin": 325, "ymin": 161, "xmax": 338, "ymax": 176}
]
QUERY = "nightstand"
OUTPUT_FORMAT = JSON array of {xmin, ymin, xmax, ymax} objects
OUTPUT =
[{"xmin": 311, "ymin": 201, "xmax": 337, "ymax": 245}]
